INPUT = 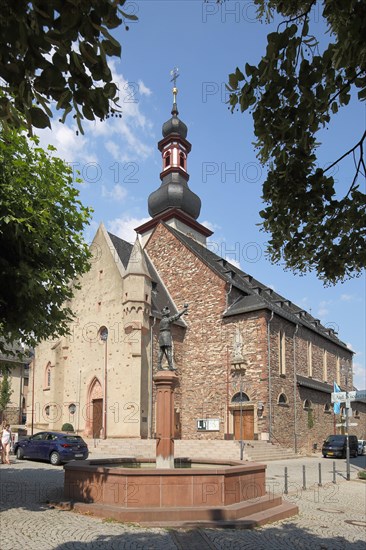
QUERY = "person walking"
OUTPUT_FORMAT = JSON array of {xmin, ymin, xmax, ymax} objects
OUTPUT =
[{"xmin": 1, "ymin": 422, "xmax": 12, "ymax": 464}]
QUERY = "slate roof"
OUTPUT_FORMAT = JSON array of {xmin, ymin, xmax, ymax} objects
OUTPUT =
[
  {"xmin": 108, "ymin": 232, "xmax": 186, "ymax": 325},
  {"xmin": 108, "ymin": 232, "xmax": 134, "ymax": 269},
  {"xmin": 0, "ymin": 339, "xmax": 33, "ymax": 364},
  {"xmin": 297, "ymin": 374, "xmax": 333, "ymax": 394},
  {"xmin": 162, "ymin": 224, "xmax": 351, "ymax": 353}
]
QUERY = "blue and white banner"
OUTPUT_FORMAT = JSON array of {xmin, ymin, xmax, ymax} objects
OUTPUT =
[{"xmin": 333, "ymin": 381, "xmax": 341, "ymax": 414}]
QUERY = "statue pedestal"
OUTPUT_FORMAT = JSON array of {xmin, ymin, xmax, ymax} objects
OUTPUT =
[{"xmin": 153, "ymin": 370, "xmax": 178, "ymax": 469}]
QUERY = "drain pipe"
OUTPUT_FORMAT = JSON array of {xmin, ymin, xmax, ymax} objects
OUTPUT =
[
  {"xmin": 149, "ymin": 316, "xmax": 157, "ymax": 439},
  {"xmin": 293, "ymin": 324, "xmax": 299, "ymax": 454},
  {"xmin": 267, "ymin": 311, "xmax": 274, "ymax": 443}
]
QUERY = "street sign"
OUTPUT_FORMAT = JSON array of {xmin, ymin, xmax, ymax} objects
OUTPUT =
[
  {"xmin": 331, "ymin": 391, "xmax": 347, "ymax": 403},
  {"xmin": 331, "ymin": 389, "xmax": 366, "ymax": 403},
  {"xmin": 355, "ymin": 389, "xmax": 366, "ymax": 400}
]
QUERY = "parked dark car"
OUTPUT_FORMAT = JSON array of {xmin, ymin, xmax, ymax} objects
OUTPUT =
[
  {"xmin": 14, "ymin": 431, "xmax": 89, "ymax": 465},
  {"xmin": 322, "ymin": 434, "xmax": 358, "ymax": 458}
]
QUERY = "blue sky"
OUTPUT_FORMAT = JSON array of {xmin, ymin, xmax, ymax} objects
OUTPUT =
[{"xmin": 38, "ymin": 1, "xmax": 365, "ymax": 389}]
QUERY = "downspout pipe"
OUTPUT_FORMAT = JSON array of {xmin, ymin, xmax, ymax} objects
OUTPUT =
[
  {"xmin": 267, "ymin": 311, "xmax": 274, "ymax": 443},
  {"xmin": 293, "ymin": 324, "xmax": 299, "ymax": 454}
]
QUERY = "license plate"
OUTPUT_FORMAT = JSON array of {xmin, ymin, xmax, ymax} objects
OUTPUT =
[
  {"xmin": 75, "ymin": 453, "xmax": 83, "ymax": 458},
  {"xmin": 328, "ymin": 452, "xmax": 334, "ymax": 456}
]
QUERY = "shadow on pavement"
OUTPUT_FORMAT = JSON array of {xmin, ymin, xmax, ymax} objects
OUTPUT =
[{"xmin": 49, "ymin": 522, "xmax": 366, "ymax": 550}]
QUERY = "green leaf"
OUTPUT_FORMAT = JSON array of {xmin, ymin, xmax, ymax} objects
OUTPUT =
[
  {"xmin": 29, "ymin": 107, "xmax": 51, "ymax": 128},
  {"xmin": 245, "ymin": 63, "xmax": 256, "ymax": 77},
  {"xmin": 102, "ymin": 39, "xmax": 121, "ymax": 57},
  {"xmin": 120, "ymin": 10, "xmax": 138, "ymax": 21}
]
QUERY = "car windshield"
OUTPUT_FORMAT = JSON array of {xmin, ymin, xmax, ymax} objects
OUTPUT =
[{"xmin": 325, "ymin": 436, "xmax": 344, "ymax": 443}]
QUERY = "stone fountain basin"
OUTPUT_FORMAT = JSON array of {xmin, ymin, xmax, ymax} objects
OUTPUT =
[
  {"xmin": 64, "ymin": 457, "xmax": 267, "ymax": 510},
  {"xmin": 63, "ymin": 458, "xmax": 298, "ymax": 526}
]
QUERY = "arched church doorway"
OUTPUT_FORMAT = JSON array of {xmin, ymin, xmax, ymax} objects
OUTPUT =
[
  {"xmin": 231, "ymin": 392, "xmax": 254, "ymax": 440},
  {"xmin": 85, "ymin": 378, "xmax": 103, "ymax": 438}
]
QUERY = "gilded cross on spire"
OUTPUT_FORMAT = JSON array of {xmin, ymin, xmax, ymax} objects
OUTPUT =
[{"xmin": 170, "ymin": 67, "xmax": 179, "ymax": 103}]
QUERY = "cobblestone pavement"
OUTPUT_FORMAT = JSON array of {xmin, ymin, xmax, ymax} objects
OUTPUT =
[{"xmin": 0, "ymin": 456, "xmax": 365, "ymax": 550}]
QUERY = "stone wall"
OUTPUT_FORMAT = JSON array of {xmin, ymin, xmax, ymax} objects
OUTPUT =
[
  {"xmin": 147, "ymin": 222, "xmax": 229, "ymax": 440},
  {"xmin": 146, "ymin": 222, "xmax": 357, "ymax": 449}
]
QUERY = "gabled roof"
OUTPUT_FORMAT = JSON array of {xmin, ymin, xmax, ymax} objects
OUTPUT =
[
  {"xmin": 108, "ymin": 232, "xmax": 134, "ymax": 269},
  {"xmin": 107, "ymin": 232, "xmax": 185, "ymax": 326},
  {"xmin": 161, "ymin": 224, "xmax": 351, "ymax": 352}
]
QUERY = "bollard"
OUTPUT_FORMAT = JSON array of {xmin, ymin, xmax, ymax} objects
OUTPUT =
[
  {"xmin": 284, "ymin": 466, "xmax": 288, "ymax": 495},
  {"xmin": 302, "ymin": 464, "xmax": 306, "ymax": 490},
  {"xmin": 318, "ymin": 462, "xmax": 322, "ymax": 487},
  {"xmin": 332, "ymin": 461, "xmax": 336, "ymax": 484}
]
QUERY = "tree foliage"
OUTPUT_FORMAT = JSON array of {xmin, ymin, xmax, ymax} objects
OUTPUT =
[
  {"xmin": 0, "ymin": 129, "xmax": 92, "ymax": 353},
  {"xmin": 0, "ymin": 0, "xmax": 135, "ymax": 134},
  {"xmin": 227, "ymin": 0, "xmax": 366, "ymax": 284},
  {"xmin": 0, "ymin": 370, "xmax": 13, "ymax": 415}
]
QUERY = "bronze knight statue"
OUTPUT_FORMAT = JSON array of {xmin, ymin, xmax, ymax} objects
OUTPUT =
[{"xmin": 157, "ymin": 304, "xmax": 188, "ymax": 371}]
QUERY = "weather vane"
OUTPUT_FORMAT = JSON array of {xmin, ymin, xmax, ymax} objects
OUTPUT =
[
  {"xmin": 170, "ymin": 67, "xmax": 179, "ymax": 103},
  {"xmin": 170, "ymin": 67, "xmax": 180, "ymax": 87}
]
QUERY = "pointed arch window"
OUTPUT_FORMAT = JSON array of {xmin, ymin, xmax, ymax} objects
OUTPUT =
[
  {"xmin": 44, "ymin": 362, "xmax": 51, "ymax": 389},
  {"xmin": 278, "ymin": 393, "xmax": 288, "ymax": 405},
  {"xmin": 303, "ymin": 399, "xmax": 312, "ymax": 410}
]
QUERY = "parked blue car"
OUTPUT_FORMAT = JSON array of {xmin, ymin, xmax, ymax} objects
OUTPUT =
[{"xmin": 14, "ymin": 431, "xmax": 89, "ymax": 465}]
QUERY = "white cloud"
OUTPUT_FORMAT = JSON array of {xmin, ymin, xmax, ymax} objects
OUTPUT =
[
  {"xmin": 105, "ymin": 140, "xmax": 121, "ymax": 161},
  {"xmin": 102, "ymin": 184, "xmax": 128, "ymax": 202},
  {"xmin": 35, "ymin": 63, "xmax": 154, "ymax": 167},
  {"xmin": 37, "ymin": 123, "xmax": 96, "ymax": 165},
  {"xmin": 340, "ymin": 294, "xmax": 354, "ymax": 301},
  {"xmin": 202, "ymin": 220, "xmax": 220, "ymax": 233},
  {"xmin": 352, "ymin": 361, "xmax": 366, "ymax": 390},
  {"xmin": 226, "ymin": 256, "xmax": 241, "ymax": 269},
  {"xmin": 317, "ymin": 300, "xmax": 332, "ymax": 318},
  {"xmin": 138, "ymin": 80, "xmax": 152, "ymax": 96},
  {"xmin": 108, "ymin": 216, "xmax": 150, "ymax": 243}
]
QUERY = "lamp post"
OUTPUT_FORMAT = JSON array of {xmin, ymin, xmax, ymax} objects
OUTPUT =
[
  {"xmin": 100, "ymin": 327, "xmax": 108, "ymax": 440},
  {"xmin": 341, "ymin": 363, "xmax": 352, "ymax": 481},
  {"xmin": 231, "ymin": 363, "xmax": 246, "ymax": 460},
  {"xmin": 30, "ymin": 351, "xmax": 35, "ymax": 436}
]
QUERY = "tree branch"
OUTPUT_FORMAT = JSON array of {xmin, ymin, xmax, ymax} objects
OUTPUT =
[
  {"xmin": 327, "ymin": 69, "xmax": 365, "ymax": 109},
  {"xmin": 323, "ymin": 130, "xmax": 366, "ymax": 174},
  {"xmin": 277, "ymin": 1, "xmax": 317, "ymax": 32}
]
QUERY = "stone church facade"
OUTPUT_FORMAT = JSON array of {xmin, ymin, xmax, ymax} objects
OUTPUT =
[{"xmin": 29, "ymin": 91, "xmax": 365, "ymax": 453}]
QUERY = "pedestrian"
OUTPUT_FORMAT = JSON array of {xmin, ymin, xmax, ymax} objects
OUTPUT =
[{"xmin": 1, "ymin": 421, "xmax": 12, "ymax": 464}]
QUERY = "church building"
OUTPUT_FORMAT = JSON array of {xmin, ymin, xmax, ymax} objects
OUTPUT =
[{"xmin": 29, "ymin": 87, "xmax": 365, "ymax": 453}]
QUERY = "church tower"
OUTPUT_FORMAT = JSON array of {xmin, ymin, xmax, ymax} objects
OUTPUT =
[{"xmin": 136, "ymin": 72, "xmax": 212, "ymax": 246}]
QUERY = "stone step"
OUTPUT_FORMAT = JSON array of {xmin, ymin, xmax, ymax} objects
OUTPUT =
[
  {"xmin": 85, "ymin": 438, "xmax": 297, "ymax": 462},
  {"xmin": 68, "ymin": 493, "xmax": 298, "ymax": 528}
]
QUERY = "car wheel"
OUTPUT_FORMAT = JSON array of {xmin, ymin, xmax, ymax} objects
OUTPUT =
[
  {"xmin": 16, "ymin": 448, "xmax": 24, "ymax": 460},
  {"xmin": 50, "ymin": 451, "xmax": 61, "ymax": 466},
  {"xmin": 323, "ymin": 454, "xmax": 326, "ymax": 458}
]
